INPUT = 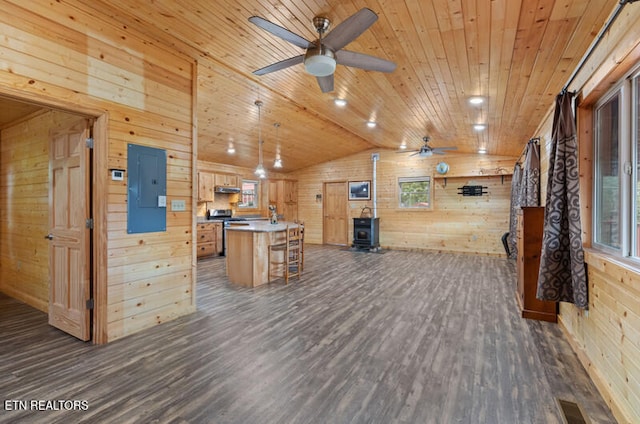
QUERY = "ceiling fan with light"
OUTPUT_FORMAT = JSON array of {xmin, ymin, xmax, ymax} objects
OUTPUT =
[
  {"xmin": 399, "ymin": 136, "xmax": 458, "ymax": 157},
  {"xmin": 248, "ymin": 8, "xmax": 396, "ymax": 93}
]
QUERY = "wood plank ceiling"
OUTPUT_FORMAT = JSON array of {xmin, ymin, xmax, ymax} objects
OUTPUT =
[{"xmin": 11, "ymin": 0, "xmax": 619, "ymax": 172}]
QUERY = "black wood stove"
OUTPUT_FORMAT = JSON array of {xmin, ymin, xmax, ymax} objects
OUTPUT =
[{"xmin": 352, "ymin": 217, "xmax": 380, "ymax": 250}]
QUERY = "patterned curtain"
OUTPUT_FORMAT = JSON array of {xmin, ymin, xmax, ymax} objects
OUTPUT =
[
  {"xmin": 536, "ymin": 91, "xmax": 588, "ymax": 308},
  {"xmin": 507, "ymin": 163, "xmax": 522, "ymax": 259},
  {"xmin": 520, "ymin": 140, "xmax": 540, "ymax": 207},
  {"xmin": 507, "ymin": 140, "xmax": 539, "ymax": 259}
]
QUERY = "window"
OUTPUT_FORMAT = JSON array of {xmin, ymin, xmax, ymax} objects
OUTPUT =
[
  {"xmin": 398, "ymin": 176, "xmax": 431, "ymax": 208},
  {"xmin": 594, "ymin": 92, "xmax": 620, "ymax": 249},
  {"xmin": 238, "ymin": 180, "xmax": 258, "ymax": 209},
  {"xmin": 593, "ymin": 66, "xmax": 640, "ymax": 259}
]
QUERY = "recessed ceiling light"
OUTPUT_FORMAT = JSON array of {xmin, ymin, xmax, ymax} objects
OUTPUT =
[
  {"xmin": 474, "ymin": 124, "xmax": 486, "ymax": 131},
  {"xmin": 366, "ymin": 120, "xmax": 377, "ymax": 128},
  {"xmin": 334, "ymin": 98, "xmax": 347, "ymax": 107},
  {"xmin": 469, "ymin": 96, "xmax": 484, "ymax": 105}
]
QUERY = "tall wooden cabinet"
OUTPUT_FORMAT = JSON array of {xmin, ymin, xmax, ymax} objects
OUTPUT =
[
  {"xmin": 268, "ymin": 179, "xmax": 298, "ymax": 221},
  {"xmin": 516, "ymin": 206, "xmax": 557, "ymax": 322}
]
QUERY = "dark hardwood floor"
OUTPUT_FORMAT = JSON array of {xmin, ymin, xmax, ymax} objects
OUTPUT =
[{"xmin": 0, "ymin": 245, "xmax": 616, "ymax": 423}]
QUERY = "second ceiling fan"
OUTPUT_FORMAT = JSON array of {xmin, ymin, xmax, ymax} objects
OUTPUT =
[
  {"xmin": 249, "ymin": 8, "xmax": 396, "ymax": 93},
  {"xmin": 400, "ymin": 137, "xmax": 458, "ymax": 157}
]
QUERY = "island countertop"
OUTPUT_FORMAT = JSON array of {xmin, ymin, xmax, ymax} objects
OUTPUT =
[
  {"xmin": 225, "ymin": 221, "xmax": 302, "ymax": 287},
  {"xmin": 225, "ymin": 221, "xmax": 300, "ymax": 233}
]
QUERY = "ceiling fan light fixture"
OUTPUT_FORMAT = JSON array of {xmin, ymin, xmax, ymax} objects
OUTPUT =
[{"xmin": 304, "ymin": 50, "xmax": 336, "ymax": 77}]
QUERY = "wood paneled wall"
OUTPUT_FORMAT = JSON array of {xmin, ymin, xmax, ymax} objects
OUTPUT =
[
  {"xmin": 292, "ymin": 149, "xmax": 516, "ymax": 256},
  {"xmin": 532, "ymin": 4, "xmax": 640, "ymax": 422},
  {"xmin": 0, "ymin": 0, "xmax": 196, "ymax": 342}
]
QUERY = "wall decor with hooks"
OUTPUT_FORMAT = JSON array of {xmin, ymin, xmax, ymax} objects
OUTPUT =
[{"xmin": 458, "ymin": 185, "xmax": 488, "ymax": 196}]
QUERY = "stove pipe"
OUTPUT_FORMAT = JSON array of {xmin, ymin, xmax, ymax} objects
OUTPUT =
[{"xmin": 371, "ymin": 153, "xmax": 379, "ymax": 218}]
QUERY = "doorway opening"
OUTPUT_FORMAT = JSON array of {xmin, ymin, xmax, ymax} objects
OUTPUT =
[{"xmin": 0, "ymin": 94, "xmax": 102, "ymax": 342}]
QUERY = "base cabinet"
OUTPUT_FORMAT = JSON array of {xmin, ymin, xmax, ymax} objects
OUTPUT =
[
  {"xmin": 197, "ymin": 222, "xmax": 223, "ymax": 258},
  {"xmin": 516, "ymin": 207, "xmax": 557, "ymax": 322}
]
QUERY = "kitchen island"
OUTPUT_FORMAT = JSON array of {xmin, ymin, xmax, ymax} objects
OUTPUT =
[{"xmin": 225, "ymin": 221, "xmax": 301, "ymax": 287}]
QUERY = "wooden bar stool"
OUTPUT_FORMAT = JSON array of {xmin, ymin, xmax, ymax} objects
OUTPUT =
[
  {"xmin": 268, "ymin": 224, "xmax": 303, "ymax": 284},
  {"xmin": 286, "ymin": 224, "xmax": 302, "ymax": 281},
  {"xmin": 297, "ymin": 221, "xmax": 304, "ymax": 272}
]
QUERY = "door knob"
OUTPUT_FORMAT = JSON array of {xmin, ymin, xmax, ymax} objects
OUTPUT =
[{"xmin": 44, "ymin": 234, "xmax": 53, "ymax": 240}]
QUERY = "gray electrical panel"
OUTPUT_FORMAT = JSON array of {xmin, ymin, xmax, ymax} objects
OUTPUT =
[{"xmin": 127, "ymin": 144, "xmax": 167, "ymax": 233}]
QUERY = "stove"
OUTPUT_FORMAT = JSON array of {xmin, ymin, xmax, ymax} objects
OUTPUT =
[
  {"xmin": 353, "ymin": 217, "xmax": 380, "ymax": 250},
  {"xmin": 206, "ymin": 208, "xmax": 232, "ymax": 220},
  {"xmin": 206, "ymin": 209, "xmax": 247, "ymax": 256}
]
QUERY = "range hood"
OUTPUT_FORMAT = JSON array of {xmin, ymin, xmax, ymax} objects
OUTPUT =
[{"xmin": 214, "ymin": 186, "xmax": 241, "ymax": 194}]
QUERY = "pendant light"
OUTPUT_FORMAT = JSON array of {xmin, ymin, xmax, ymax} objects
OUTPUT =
[
  {"xmin": 254, "ymin": 100, "xmax": 266, "ymax": 179},
  {"xmin": 273, "ymin": 122, "xmax": 282, "ymax": 169}
]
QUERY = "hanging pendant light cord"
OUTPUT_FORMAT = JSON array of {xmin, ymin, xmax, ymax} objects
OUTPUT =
[{"xmin": 255, "ymin": 100, "xmax": 264, "ymax": 172}]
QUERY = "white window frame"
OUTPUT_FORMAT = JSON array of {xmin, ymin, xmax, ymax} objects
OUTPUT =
[
  {"xmin": 398, "ymin": 176, "xmax": 432, "ymax": 209},
  {"xmin": 238, "ymin": 179, "xmax": 259, "ymax": 209},
  {"xmin": 592, "ymin": 64, "xmax": 640, "ymax": 262}
]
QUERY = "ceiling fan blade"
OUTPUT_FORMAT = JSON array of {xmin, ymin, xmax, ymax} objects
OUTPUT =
[
  {"xmin": 336, "ymin": 50, "xmax": 396, "ymax": 73},
  {"xmin": 432, "ymin": 151, "xmax": 446, "ymax": 155},
  {"xmin": 249, "ymin": 16, "xmax": 314, "ymax": 49},
  {"xmin": 316, "ymin": 74, "xmax": 334, "ymax": 93},
  {"xmin": 409, "ymin": 151, "xmax": 421, "ymax": 157},
  {"xmin": 253, "ymin": 55, "xmax": 304, "ymax": 75},
  {"xmin": 396, "ymin": 149, "xmax": 418, "ymax": 154},
  {"xmin": 322, "ymin": 8, "xmax": 378, "ymax": 51},
  {"xmin": 434, "ymin": 146, "xmax": 457, "ymax": 150}
]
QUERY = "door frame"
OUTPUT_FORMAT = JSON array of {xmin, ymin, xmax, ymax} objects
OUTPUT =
[
  {"xmin": 0, "ymin": 88, "xmax": 108, "ymax": 344},
  {"xmin": 322, "ymin": 180, "xmax": 349, "ymax": 245}
]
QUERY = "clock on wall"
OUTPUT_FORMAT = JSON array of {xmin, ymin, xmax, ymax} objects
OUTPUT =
[{"xmin": 436, "ymin": 161, "xmax": 449, "ymax": 175}]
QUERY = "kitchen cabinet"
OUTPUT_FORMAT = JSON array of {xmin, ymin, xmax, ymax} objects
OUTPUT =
[
  {"xmin": 198, "ymin": 172, "xmax": 214, "ymax": 202},
  {"xmin": 215, "ymin": 173, "xmax": 239, "ymax": 187},
  {"xmin": 516, "ymin": 207, "xmax": 557, "ymax": 322},
  {"xmin": 283, "ymin": 180, "xmax": 298, "ymax": 203},
  {"xmin": 282, "ymin": 202, "xmax": 298, "ymax": 223},
  {"xmin": 197, "ymin": 222, "xmax": 223, "ymax": 258},
  {"xmin": 268, "ymin": 179, "xmax": 298, "ymax": 221},
  {"xmin": 268, "ymin": 180, "xmax": 283, "ymax": 206}
]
